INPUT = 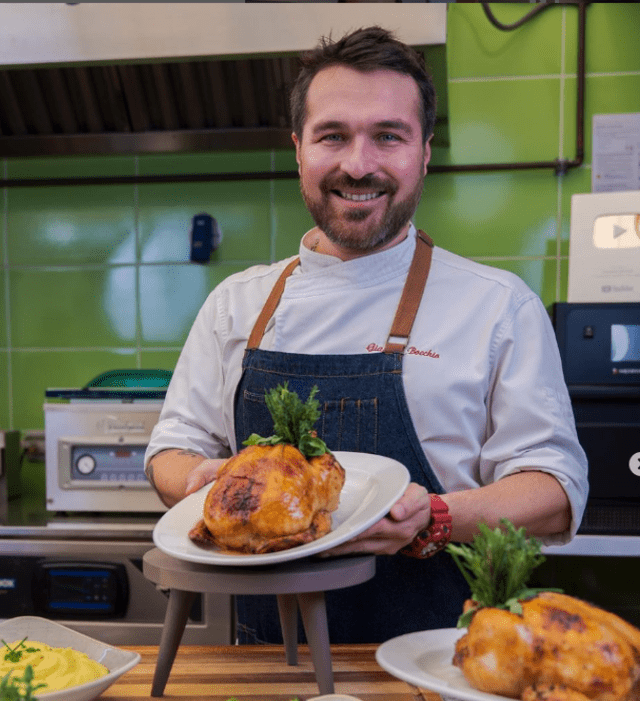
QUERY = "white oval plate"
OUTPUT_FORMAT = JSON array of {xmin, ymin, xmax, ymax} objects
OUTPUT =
[
  {"xmin": 376, "ymin": 628, "xmax": 515, "ymax": 701},
  {"xmin": 0, "ymin": 616, "xmax": 139, "ymax": 701},
  {"xmin": 153, "ymin": 451, "xmax": 410, "ymax": 566}
]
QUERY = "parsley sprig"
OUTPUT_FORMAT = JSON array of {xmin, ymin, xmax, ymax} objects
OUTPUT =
[
  {"xmin": 0, "ymin": 665, "xmax": 46, "ymax": 700},
  {"xmin": 2, "ymin": 640, "xmax": 38, "ymax": 665},
  {"xmin": 243, "ymin": 383, "xmax": 329, "ymax": 459},
  {"xmin": 446, "ymin": 518, "xmax": 562, "ymax": 628}
]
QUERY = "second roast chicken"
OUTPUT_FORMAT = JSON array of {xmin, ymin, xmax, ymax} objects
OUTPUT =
[
  {"xmin": 453, "ymin": 590, "xmax": 640, "ymax": 701},
  {"xmin": 189, "ymin": 443, "xmax": 345, "ymax": 554},
  {"xmin": 447, "ymin": 521, "xmax": 640, "ymax": 701}
]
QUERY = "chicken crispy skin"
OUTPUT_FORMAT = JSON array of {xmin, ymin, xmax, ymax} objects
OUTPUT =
[
  {"xmin": 453, "ymin": 591, "xmax": 640, "ymax": 701},
  {"xmin": 188, "ymin": 444, "xmax": 345, "ymax": 554}
]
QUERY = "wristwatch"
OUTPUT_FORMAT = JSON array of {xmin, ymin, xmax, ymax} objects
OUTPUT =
[{"xmin": 401, "ymin": 493, "xmax": 452, "ymax": 559}]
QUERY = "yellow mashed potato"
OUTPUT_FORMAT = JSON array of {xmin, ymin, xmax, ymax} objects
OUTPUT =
[{"xmin": 0, "ymin": 639, "xmax": 108, "ymax": 693}]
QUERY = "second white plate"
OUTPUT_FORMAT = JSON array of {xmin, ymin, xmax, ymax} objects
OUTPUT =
[
  {"xmin": 153, "ymin": 451, "xmax": 410, "ymax": 566},
  {"xmin": 376, "ymin": 628, "xmax": 515, "ymax": 701}
]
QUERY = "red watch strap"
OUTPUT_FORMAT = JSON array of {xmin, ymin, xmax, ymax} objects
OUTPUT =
[{"xmin": 401, "ymin": 493, "xmax": 452, "ymax": 559}]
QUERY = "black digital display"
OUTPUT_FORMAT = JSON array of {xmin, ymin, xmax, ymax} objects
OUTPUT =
[
  {"xmin": 33, "ymin": 562, "xmax": 128, "ymax": 619},
  {"xmin": 48, "ymin": 569, "xmax": 114, "ymax": 612}
]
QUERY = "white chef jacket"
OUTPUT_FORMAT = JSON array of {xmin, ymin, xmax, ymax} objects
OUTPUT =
[{"xmin": 145, "ymin": 225, "xmax": 588, "ymax": 544}]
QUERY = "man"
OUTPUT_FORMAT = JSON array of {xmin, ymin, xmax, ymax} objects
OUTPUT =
[{"xmin": 145, "ymin": 26, "xmax": 588, "ymax": 643}]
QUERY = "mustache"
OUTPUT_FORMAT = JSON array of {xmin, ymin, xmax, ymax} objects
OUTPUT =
[{"xmin": 321, "ymin": 174, "xmax": 397, "ymax": 193}]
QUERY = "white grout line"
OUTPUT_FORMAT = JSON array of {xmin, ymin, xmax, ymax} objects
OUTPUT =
[
  {"xmin": 12, "ymin": 346, "xmax": 184, "ymax": 353},
  {"xmin": 450, "ymin": 74, "xmax": 567, "ymax": 83},
  {"xmin": 556, "ymin": 6, "xmax": 567, "ymax": 302},
  {"xmin": 450, "ymin": 70, "xmax": 640, "ymax": 84},
  {"xmin": 472, "ymin": 255, "xmax": 561, "ymax": 262},
  {"xmin": 5, "ymin": 260, "xmax": 267, "ymax": 272},
  {"xmin": 587, "ymin": 70, "xmax": 640, "ymax": 78}
]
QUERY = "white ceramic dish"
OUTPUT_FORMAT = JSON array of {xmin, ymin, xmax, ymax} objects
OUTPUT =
[
  {"xmin": 0, "ymin": 616, "xmax": 140, "ymax": 701},
  {"xmin": 376, "ymin": 628, "xmax": 514, "ymax": 701},
  {"xmin": 153, "ymin": 451, "xmax": 410, "ymax": 566},
  {"xmin": 308, "ymin": 695, "xmax": 363, "ymax": 701}
]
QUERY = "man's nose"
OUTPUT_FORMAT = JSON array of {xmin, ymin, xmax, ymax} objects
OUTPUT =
[{"xmin": 340, "ymin": 137, "xmax": 377, "ymax": 180}]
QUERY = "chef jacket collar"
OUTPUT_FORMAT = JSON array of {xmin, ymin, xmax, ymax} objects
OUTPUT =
[{"xmin": 297, "ymin": 222, "xmax": 418, "ymax": 280}]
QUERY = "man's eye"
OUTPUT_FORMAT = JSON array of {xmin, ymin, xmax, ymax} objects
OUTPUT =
[
  {"xmin": 379, "ymin": 133, "xmax": 401, "ymax": 143},
  {"xmin": 321, "ymin": 134, "xmax": 344, "ymax": 142}
]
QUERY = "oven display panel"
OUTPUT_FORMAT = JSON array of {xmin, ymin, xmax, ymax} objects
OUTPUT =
[
  {"xmin": 70, "ymin": 444, "xmax": 147, "ymax": 482},
  {"xmin": 612, "ymin": 324, "xmax": 640, "ymax": 362},
  {"xmin": 554, "ymin": 303, "xmax": 640, "ymax": 385}
]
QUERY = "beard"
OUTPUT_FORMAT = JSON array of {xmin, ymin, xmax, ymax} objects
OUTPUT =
[{"xmin": 300, "ymin": 169, "xmax": 424, "ymax": 254}]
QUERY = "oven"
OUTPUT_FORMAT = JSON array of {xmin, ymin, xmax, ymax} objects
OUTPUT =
[
  {"xmin": 553, "ymin": 302, "xmax": 640, "ymax": 534},
  {"xmin": 0, "ymin": 538, "xmax": 233, "ymax": 645}
]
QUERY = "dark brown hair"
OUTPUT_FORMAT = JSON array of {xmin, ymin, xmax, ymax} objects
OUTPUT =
[{"xmin": 290, "ymin": 26, "xmax": 437, "ymax": 143}]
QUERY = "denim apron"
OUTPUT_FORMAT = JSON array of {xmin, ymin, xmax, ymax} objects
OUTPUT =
[{"xmin": 233, "ymin": 231, "xmax": 470, "ymax": 643}]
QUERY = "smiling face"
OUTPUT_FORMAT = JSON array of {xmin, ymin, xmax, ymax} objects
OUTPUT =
[{"xmin": 293, "ymin": 65, "xmax": 431, "ymax": 259}]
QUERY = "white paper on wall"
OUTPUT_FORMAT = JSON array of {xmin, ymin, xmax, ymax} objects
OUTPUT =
[{"xmin": 592, "ymin": 113, "xmax": 640, "ymax": 193}]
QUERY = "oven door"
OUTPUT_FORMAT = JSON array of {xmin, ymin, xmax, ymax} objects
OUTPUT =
[{"xmin": 572, "ymin": 391, "xmax": 640, "ymax": 534}]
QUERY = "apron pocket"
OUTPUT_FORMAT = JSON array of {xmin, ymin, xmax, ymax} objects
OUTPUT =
[
  {"xmin": 320, "ymin": 397, "xmax": 378, "ymax": 454},
  {"xmin": 237, "ymin": 389, "xmax": 273, "ymax": 444}
]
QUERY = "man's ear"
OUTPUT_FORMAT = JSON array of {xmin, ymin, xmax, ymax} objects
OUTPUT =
[
  {"xmin": 292, "ymin": 132, "xmax": 301, "ymax": 169},
  {"xmin": 423, "ymin": 134, "xmax": 433, "ymax": 177}
]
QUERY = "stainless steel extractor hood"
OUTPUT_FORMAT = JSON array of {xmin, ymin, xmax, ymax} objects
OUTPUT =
[{"xmin": 0, "ymin": 3, "xmax": 448, "ymax": 158}]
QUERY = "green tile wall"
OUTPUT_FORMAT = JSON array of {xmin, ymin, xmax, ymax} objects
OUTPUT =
[{"xmin": 1, "ymin": 3, "xmax": 639, "ymax": 433}]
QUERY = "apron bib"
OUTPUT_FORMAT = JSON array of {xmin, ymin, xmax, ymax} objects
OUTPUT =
[{"xmin": 233, "ymin": 231, "xmax": 469, "ymax": 643}]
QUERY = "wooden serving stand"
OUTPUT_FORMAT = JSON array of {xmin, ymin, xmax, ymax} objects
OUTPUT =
[{"xmin": 143, "ymin": 548, "xmax": 376, "ymax": 697}]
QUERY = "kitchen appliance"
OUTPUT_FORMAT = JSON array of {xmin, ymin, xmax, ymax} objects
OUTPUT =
[
  {"xmin": 0, "ymin": 539, "xmax": 233, "ymax": 645},
  {"xmin": 553, "ymin": 302, "xmax": 640, "ymax": 534},
  {"xmin": 44, "ymin": 370, "xmax": 169, "ymax": 513}
]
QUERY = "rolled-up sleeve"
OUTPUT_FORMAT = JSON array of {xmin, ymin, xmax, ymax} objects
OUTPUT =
[
  {"xmin": 144, "ymin": 290, "xmax": 233, "ymax": 472},
  {"xmin": 480, "ymin": 296, "xmax": 589, "ymax": 544}
]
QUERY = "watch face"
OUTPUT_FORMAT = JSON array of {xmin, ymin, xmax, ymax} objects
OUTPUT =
[{"xmin": 593, "ymin": 214, "xmax": 640, "ymax": 248}]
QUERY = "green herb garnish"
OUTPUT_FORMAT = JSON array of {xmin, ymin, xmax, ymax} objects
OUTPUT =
[
  {"xmin": 243, "ymin": 383, "xmax": 329, "ymax": 459},
  {"xmin": 0, "ymin": 664, "xmax": 47, "ymax": 700},
  {"xmin": 2, "ymin": 640, "xmax": 38, "ymax": 665},
  {"xmin": 446, "ymin": 518, "xmax": 562, "ymax": 628}
]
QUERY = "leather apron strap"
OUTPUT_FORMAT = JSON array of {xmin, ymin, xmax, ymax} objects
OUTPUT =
[
  {"xmin": 383, "ymin": 229, "xmax": 433, "ymax": 353},
  {"xmin": 246, "ymin": 257, "xmax": 301, "ymax": 350},
  {"xmin": 245, "ymin": 230, "xmax": 434, "ymax": 353}
]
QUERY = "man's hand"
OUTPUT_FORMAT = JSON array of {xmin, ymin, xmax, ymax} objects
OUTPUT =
[
  {"xmin": 320, "ymin": 470, "xmax": 572, "ymax": 556},
  {"xmin": 146, "ymin": 449, "xmax": 226, "ymax": 508},
  {"xmin": 185, "ymin": 458, "xmax": 225, "ymax": 495},
  {"xmin": 320, "ymin": 482, "xmax": 432, "ymax": 557}
]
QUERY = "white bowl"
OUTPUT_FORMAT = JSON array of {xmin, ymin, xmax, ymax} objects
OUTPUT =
[{"xmin": 0, "ymin": 616, "xmax": 140, "ymax": 701}]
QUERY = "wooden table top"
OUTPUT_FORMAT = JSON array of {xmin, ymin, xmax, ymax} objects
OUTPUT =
[{"xmin": 99, "ymin": 644, "xmax": 442, "ymax": 701}]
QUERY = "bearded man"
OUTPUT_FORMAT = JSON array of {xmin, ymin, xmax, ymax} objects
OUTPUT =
[{"xmin": 145, "ymin": 26, "xmax": 588, "ymax": 644}]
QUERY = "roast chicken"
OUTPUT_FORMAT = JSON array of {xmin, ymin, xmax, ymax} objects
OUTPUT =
[
  {"xmin": 453, "ymin": 591, "xmax": 640, "ymax": 701},
  {"xmin": 188, "ymin": 443, "xmax": 345, "ymax": 554}
]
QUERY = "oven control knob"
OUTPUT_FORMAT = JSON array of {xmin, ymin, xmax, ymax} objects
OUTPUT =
[{"xmin": 76, "ymin": 454, "xmax": 96, "ymax": 475}]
